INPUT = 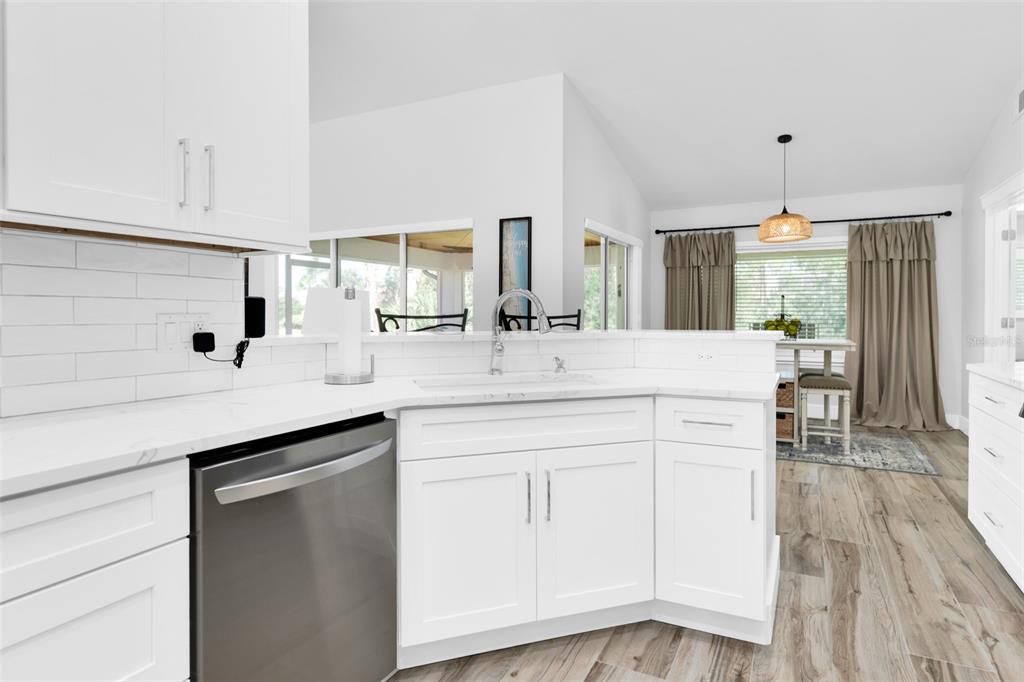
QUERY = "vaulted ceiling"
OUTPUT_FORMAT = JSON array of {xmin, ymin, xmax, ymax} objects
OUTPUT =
[{"xmin": 311, "ymin": 1, "xmax": 1022, "ymax": 209}]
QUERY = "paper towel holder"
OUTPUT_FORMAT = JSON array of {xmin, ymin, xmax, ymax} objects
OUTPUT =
[{"xmin": 325, "ymin": 353, "xmax": 375, "ymax": 385}]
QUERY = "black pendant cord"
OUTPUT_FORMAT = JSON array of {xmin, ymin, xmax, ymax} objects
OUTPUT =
[{"xmin": 654, "ymin": 210, "xmax": 953, "ymax": 235}]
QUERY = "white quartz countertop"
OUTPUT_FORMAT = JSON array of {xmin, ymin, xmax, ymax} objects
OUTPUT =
[
  {"xmin": 967, "ymin": 363, "xmax": 1024, "ymax": 391},
  {"xmin": 0, "ymin": 368, "xmax": 779, "ymax": 498}
]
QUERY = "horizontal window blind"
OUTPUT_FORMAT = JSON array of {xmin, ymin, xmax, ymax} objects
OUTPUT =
[{"xmin": 735, "ymin": 248, "xmax": 847, "ymax": 338}]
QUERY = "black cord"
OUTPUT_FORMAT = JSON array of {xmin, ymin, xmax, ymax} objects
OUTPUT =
[{"xmin": 203, "ymin": 339, "xmax": 250, "ymax": 368}]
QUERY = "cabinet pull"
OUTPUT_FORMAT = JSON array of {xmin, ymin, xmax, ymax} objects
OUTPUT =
[
  {"xmin": 983, "ymin": 511, "xmax": 1002, "ymax": 528},
  {"xmin": 203, "ymin": 144, "xmax": 215, "ymax": 211},
  {"xmin": 749, "ymin": 471, "xmax": 755, "ymax": 521},
  {"xmin": 545, "ymin": 470, "xmax": 552, "ymax": 522},
  {"xmin": 984, "ymin": 395, "xmax": 1004, "ymax": 406},
  {"xmin": 680, "ymin": 419, "xmax": 734, "ymax": 428},
  {"xmin": 525, "ymin": 471, "xmax": 532, "ymax": 524},
  {"xmin": 178, "ymin": 138, "xmax": 190, "ymax": 207},
  {"xmin": 984, "ymin": 447, "xmax": 1001, "ymax": 460}
]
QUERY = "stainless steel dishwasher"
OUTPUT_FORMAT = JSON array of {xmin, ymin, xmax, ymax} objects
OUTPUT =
[{"xmin": 191, "ymin": 414, "xmax": 396, "ymax": 682}]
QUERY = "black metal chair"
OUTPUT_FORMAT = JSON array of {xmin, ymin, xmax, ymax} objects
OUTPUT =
[
  {"xmin": 375, "ymin": 308, "xmax": 468, "ymax": 332},
  {"xmin": 499, "ymin": 308, "xmax": 582, "ymax": 331}
]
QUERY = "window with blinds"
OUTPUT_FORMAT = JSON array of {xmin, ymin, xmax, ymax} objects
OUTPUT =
[{"xmin": 735, "ymin": 248, "xmax": 848, "ymax": 338}]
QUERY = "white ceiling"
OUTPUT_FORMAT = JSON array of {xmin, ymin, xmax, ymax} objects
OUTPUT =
[{"xmin": 310, "ymin": 1, "xmax": 1022, "ymax": 209}]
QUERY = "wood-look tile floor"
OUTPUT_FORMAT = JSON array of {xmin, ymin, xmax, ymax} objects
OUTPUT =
[{"xmin": 393, "ymin": 429, "xmax": 1024, "ymax": 682}]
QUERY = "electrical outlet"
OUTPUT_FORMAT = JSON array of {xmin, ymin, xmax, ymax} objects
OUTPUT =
[{"xmin": 156, "ymin": 313, "xmax": 210, "ymax": 352}]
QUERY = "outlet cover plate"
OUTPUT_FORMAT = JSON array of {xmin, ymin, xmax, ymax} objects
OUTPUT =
[{"xmin": 156, "ymin": 313, "xmax": 210, "ymax": 352}]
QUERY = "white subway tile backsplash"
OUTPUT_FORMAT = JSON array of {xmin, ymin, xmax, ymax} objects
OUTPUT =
[
  {"xmin": 0, "ymin": 233, "xmax": 76, "ymax": 267},
  {"xmin": 136, "ymin": 369, "xmax": 232, "ymax": 401},
  {"xmin": 0, "ymin": 296, "xmax": 75, "ymax": 325},
  {"xmin": 271, "ymin": 344, "xmax": 326, "ymax": 364},
  {"xmin": 1, "ymin": 378, "xmax": 135, "ymax": 416},
  {"xmin": 0, "ymin": 355, "xmax": 77, "ymax": 387},
  {"xmin": 137, "ymin": 273, "xmax": 234, "ymax": 301},
  {"xmin": 77, "ymin": 242, "xmax": 188, "ymax": 275},
  {"xmin": 74, "ymin": 298, "xmax": 187, "ymax": 324},
  {"xmin": 186, "ymin": 300, "xmax": 243, "ymax": 323},
  {"xmin": 136, "ymin": 324, "xmax": 157, "ymax": 350},
  {"xmin": 232, "ymin": 363, "xmax": 306, "ymax": 390},
  {"xmin": 1, "ymin": 325, "xmax": 136, "ymax": 356},
  {"xmin": 188, "ymin": 253, "xmax": 243, "ymax": 279},
  {"xmin": 77, "ymin": 349, "xmax": 189, "ymax": 380},
  {"xmin": 2, "ymin": 265, "xmax": 136, "ymax": 297},
  {"xmin": 438, "ymin": 356, "xmax": 490, "ymax": 375}
]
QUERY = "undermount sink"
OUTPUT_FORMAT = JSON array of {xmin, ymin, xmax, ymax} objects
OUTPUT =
[{"xmin": 414, "ymin": 372, "xmax": 596, "ymax": 391}]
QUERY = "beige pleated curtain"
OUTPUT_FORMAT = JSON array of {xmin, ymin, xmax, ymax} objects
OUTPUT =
[
  {"xmin": 664, "ymin": 231, "xmax": 736, "ymax": 330},
  {"xmin": 846, "ymin": 220, "xmax": 949, "ymax": 431}
]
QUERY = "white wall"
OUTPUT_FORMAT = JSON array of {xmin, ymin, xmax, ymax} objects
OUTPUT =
[
  {"xmin": 650, "ymin": 184, "xmax": 965, "ymax": 422},
  {"xmin": 562, "ymin": 80, "xmax": 651, "ymax": 326},
  {"xmin": 310, "ymin": 74, "xmax": 565, "ymax": 330},
  {"xmin": 961, "ymin": 84, "xmax": 1024, "ymax": 415}
]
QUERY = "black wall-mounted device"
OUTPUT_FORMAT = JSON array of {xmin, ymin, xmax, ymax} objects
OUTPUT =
[
  {"xmin": 192, "ymin": 331, "xmax": 216, "ymax": 353},
  {"xmin": 245, "ymin": 297, "xmax": 266, "ymax": 339}
]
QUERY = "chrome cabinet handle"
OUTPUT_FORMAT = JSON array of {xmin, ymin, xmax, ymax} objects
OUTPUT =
[
  {"xmin": 178, "ymin": 138, "xmax": 190, "ymax": 207},
  {"xmin": 203, "ymin": 144, "xmax": 215, "ymax": 211},
  {"xmin": 680, "ymin": 419, "xmax": 734, "ymax": 428},
  {"xmin": 749, "ymin": 470, "xmax": 755, "ymax": 521},
  {"xmin": 545, "ymin": 470, "xmax": 552, "ymax": 522},
  {"xmin": 984, "ymin": 447, "xmax": 1001, "ymax": 460},
  {"xmin": 525, "ymin": 471, "xmax": 532, "ymax": 524},
  {"xmin": 983, "ymin": 511, "xmax": 1002, "ymax": 528},
  {"xmin": 214, "ymin": 438, "xmax": 392, "ymax": 505},
  {"xmin": 985, "ymin": 395, "xmax": 1004, "ymax": 406}
]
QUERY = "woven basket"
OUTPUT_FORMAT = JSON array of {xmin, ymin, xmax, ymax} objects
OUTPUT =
[
  {"xmin": 776, "ymin": 413, "xmax": 794, "ymax": 439},
  {"xmin": 776, "ymin": 382, "xmax": 795, "ymax": 408}
]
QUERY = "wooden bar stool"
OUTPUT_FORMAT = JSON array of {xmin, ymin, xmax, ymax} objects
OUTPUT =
[{"xmin": 799, "ymin": 374, "xmax": 852, "ymax": 455}]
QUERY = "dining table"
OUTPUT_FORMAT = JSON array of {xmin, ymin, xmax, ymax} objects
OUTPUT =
[{"xmin": 776, "ymin": 338, "xmax": 857, "ymax": 445}]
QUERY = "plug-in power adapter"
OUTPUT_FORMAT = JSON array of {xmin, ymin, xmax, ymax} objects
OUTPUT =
[{"xmin": 192, "ymin": 331, "xmax": 216, "ymax": 353}]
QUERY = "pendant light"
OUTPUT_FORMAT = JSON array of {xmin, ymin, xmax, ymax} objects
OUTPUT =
[{"xmin": 758, "ymin": 134, "xmax": 812, "ymax": 243}]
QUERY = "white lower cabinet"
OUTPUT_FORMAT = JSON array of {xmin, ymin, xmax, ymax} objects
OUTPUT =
[
  {"xmin": 537, "ymin": 442, "xmax": 653, "ymax": 619},
  {"xmin": 400, "ymin": 451, "xmax": 537, "ymax": 646},
  {"xmin": 655, "ymin": 440, "xmax": 764, "ymax": 619},
  {"xmin": 0, "ymin": 539, "xmax": 189, "ymax": 682}
]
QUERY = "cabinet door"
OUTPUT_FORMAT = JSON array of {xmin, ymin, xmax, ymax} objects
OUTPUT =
[
  {"xmin": 186, "ymin": 0, "xmax": 309, "ymax": 246},
  {"xmin": 400, "ymin": 452, "xmax": 536, "ymax": 646},
  {"xmin": 0, "ymin": 540, "xmax": 188, "ymax": 682},
  {"xmin": 4, "ymin": 1, "xmax": 177, "ymax": 229},
  {"xmin": 532, "ymin": 440, "xmax": 651, "ymax": 614},
  {"xmin": 655, "ymin": 441, "xmax": 764, "ymax": 618},
  {"xmin": 537, "ymin": 442, "xmax": 653, "ymax": 619}
]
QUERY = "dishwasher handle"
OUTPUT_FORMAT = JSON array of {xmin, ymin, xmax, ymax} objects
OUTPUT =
[{"xmin": 214, "ymin": 438, "xmax": 393, "ymax": 505}]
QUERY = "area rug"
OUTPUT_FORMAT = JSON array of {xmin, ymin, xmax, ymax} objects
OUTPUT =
[{"xmin": 777, "ymin": 430, "xmax": 938, "ymax": 475}]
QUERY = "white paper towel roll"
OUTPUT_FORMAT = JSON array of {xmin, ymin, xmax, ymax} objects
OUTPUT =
[{"xmin": 338, "ymin": 288, "xmax": 363, "ymax": 376}]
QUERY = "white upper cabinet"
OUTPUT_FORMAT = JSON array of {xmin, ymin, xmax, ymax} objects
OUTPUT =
[
  {"xmin": 4, "ymin": 1, "xmax": 176, "ymax": 230},
  {"xmin": 2, "ymin": 0, "xmax": 309, "ymax": 251},
  {"xmin": 537, "ymin": 442, "xmax": 654, "ymax": 620}
]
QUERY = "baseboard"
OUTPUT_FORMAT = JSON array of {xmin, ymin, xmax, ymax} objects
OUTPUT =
[{"xmin": 946, "ymin": 413, "xmax": 968, "ymax": 434}]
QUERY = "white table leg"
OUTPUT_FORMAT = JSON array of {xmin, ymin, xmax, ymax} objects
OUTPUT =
[
  {"xmin": 823, "ymin": 350, "xmax": 832, "ymax": 444},
  {"xmin": 793, "ymin": 349, "xmax": 801, "ymax": 444}
]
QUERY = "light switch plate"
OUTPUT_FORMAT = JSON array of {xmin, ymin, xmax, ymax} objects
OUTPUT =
[{"xmin": 156, "ymin": 313, "xmax": 210, "ymax": 352}]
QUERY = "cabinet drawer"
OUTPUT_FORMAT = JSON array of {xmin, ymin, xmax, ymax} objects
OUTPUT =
[
  {"xmin": 399, "ymin": 398, "xmax": 653, "ymax": 461},
  {"xmin": 0, "ymin": 460, "xmax": 188, "ymax": 602},
  {"xmin": 0, "ymin": 539, "xmax": 189, "ymax": 682},
  {"xmin": 656, "ymin": 397, "xmax": 764, "ymax": 451},
  {"xmin": 970, "ymin": 463, "xmax": 1023, "ymax": 576},
  {"xmin": 970, "ymin": 374, "xmax": 1024, "ymax": 431},
  {"xmin": 970, "ymin": 407, "xmax": 1023, "ymax": 493}
]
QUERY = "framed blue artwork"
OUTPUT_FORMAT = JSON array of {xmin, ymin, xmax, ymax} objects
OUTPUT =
[{"xmin": 498, "ymin": 216, "xmax": 533, "ymax": 325}]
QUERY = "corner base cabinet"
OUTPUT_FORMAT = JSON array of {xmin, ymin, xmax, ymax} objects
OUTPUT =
[{"xmin": 397, "ymin": 395, "xmax": 777, "ymax": 665}]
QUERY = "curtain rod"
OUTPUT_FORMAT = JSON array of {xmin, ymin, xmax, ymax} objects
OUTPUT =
[{"xmin": 653, "ymin": 210, "xmax": 953, "ymax": 235}]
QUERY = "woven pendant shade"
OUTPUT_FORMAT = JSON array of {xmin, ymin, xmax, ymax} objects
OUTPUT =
[
  {"xmin": 758, "ymin": 207, "xmax": 812, "ymax": 243},
  {"xmin": 759, "ymin": 133, "xmax": 812, "ymax": 243}
]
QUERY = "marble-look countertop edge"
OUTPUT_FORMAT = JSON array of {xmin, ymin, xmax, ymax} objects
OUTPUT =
[
  {"xmin": 966, "ymin": 363, "xmax": 1024, "ymax": 391},
  {"xmin": 0, "ymin": 370, "xmax": 780, "ymax": 499}
]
